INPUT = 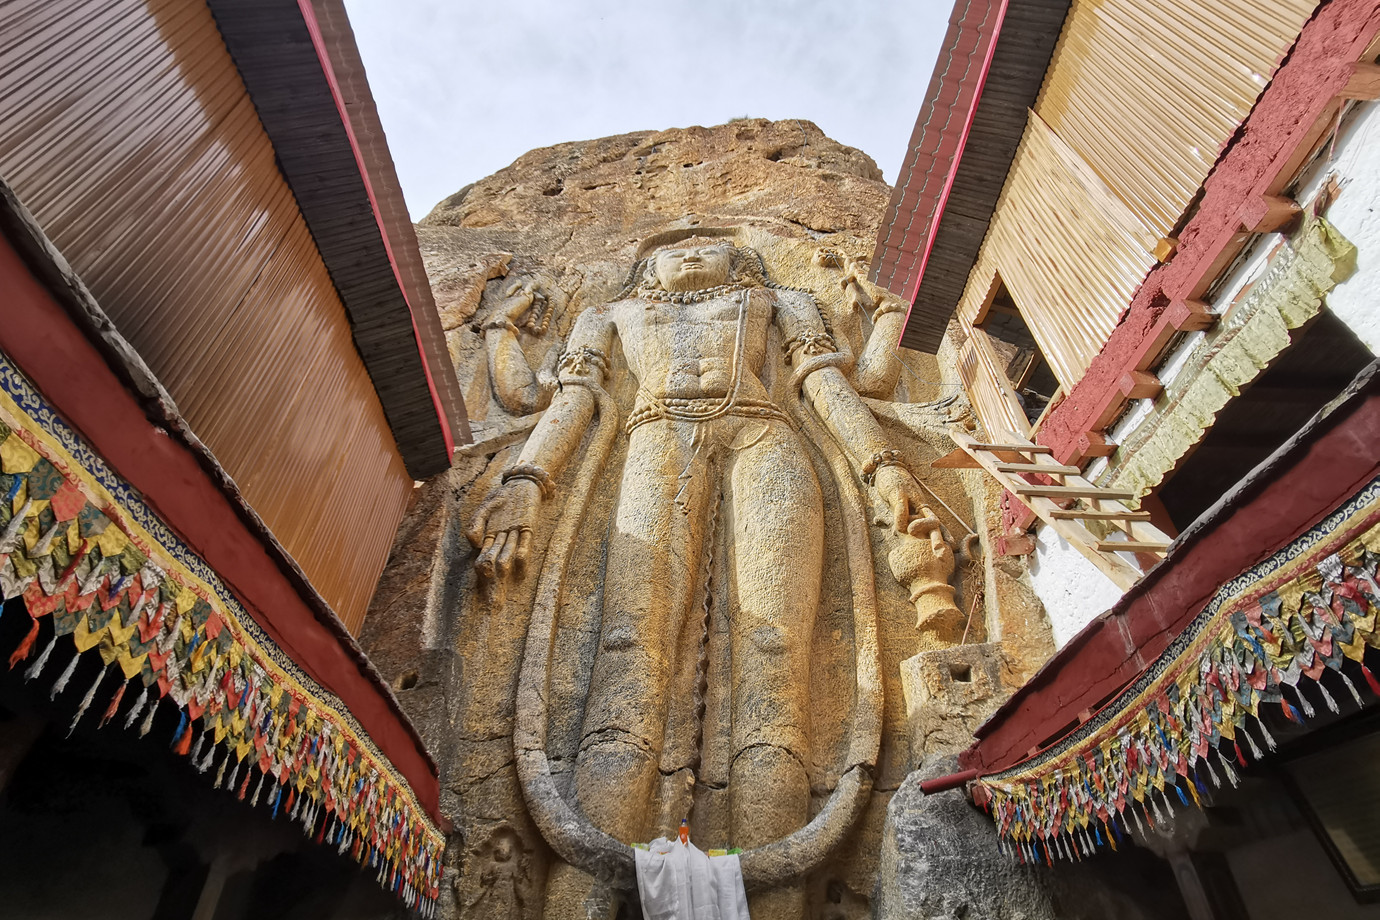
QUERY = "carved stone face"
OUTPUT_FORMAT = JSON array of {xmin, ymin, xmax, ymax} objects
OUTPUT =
[{"xmin": 652, "ymin": 245, "xmax": 733, "ymax": 292}]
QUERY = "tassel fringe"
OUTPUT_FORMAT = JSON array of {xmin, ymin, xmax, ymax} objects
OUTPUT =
[
  {"xmin": 8, "ymin": 616, "xmax": 38, "ymax": 668},
  {"xmin": 123, "ymin": 686, "xmax": 149, "ymax": 730},
  {"xmin": 99, "ymin": 680, "xmax": 128, "ymax": 728},
  {"xmin": 139, "ymin": 695, "xmax": 159, "ymax": 737},
  {"xmin": 68, "ymin": 664, "xmax": 109, "ymax": 736},
  {"xmin": 50, "ymin": 649, "xmax": 78, "ymax": 699},
  {"xmin": 24, "ymin": 635, "xmax": 55, "ymax": 682}
]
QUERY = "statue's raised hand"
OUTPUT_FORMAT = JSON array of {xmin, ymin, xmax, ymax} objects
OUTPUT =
[
  {"xmin": 872, "ymin": 465, "xmax": 927, "ymax": 535},
  {"xmin": 467, "ymin": 479, "xmax": 539, "ymax": 579},
  {"xmin": 499, "ymin": 280, "xmax": 539, "ymax": 326}
]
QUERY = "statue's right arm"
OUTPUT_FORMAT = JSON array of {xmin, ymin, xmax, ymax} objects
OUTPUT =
[
  {"xmin": 468, "ymin": 305, "xmax": 616, "ymax": 578},
  {"xmin": 513, "ymin": 303, "xmax": 615, "ymax": 473},
  {"xmin": 485, "ymin": 282, "xmax": 557, "ymax": 415}
]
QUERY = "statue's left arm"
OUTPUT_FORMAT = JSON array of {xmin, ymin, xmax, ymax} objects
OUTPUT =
[{"xmin": 777, "ymin": 289, "xmax": 926, "ymax": 533}]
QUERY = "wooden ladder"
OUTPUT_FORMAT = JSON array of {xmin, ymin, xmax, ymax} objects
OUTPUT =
[{"xmin": 938, "ymin": 428, "xmax": 1172, "ymax": 591}]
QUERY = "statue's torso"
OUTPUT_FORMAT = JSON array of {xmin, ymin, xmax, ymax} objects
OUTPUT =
[{"xmin": 612, "ymin": 290, "xmax": 775, "ymax": 402}]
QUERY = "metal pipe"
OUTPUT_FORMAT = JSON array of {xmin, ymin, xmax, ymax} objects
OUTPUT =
[{"xmin": 918, "ymin": 768, "xmax": 981, "ymax": 794}]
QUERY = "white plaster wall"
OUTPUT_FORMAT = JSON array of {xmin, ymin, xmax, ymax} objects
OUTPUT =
[
  {"xmin": 1027, "ymin": 527, "xmax": 1126, "ymax": 647},
  {"xmin": 1299, "ymin": 99, "xmax": 1380, "ymax": 354}
]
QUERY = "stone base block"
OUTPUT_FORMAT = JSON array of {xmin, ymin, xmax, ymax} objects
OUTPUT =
[{"xmin": 900, "ymin": 642, "xmax": 1007, "ymax": 759}]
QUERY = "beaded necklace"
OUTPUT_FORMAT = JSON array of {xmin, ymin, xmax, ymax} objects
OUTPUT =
[{"xmin": 635, "ymin": 281, "xmax": 747, "ymax": 304}]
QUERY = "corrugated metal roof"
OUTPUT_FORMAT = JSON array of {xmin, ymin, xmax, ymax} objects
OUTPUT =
[
  {"xmin": 1036, "ymin": 0, "xmax": 1318, "ymax": 238},
  {"xmin": 0, "ymin": 0, "xmax": 416, "ymax": 631},
  {"xmin": 874, "ymin": 0, "xmax": 1315, "ymax": 357},
  {"xmin": 206, "ymin": 0, "xmax": 467, "ymax": 478},
  {"xmin": 956, "ymin": 113, "xmax": 1159, "ymax": 389}
]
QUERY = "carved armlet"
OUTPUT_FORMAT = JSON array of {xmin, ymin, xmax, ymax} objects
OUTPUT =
[
  {"xmin": 871, "ymin": 298, "xmax": 906, "ymax": 325},
  {"xmin": 501, "ymin": 463, "xmax": 555, "ymax": 499},
  {"xmin": 557, "ymin": 345, "xmax": 609, "ymax": 381},
  {"xmin": 861, "ymin": 449, "xmax": 909, "ymax": 486}
]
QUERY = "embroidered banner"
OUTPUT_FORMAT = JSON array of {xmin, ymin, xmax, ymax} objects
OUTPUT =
[
  {"xmin": 0, "ymin": 352, "xmax": 443, "ymax": 913},
  {"xmin": 976, "ymin": 476, "xmax": 1380, "ymax": 865}
]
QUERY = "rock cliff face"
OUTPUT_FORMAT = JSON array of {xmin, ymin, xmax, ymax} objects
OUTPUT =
[
  {"xmin": 360, "ymin": 119, "xmax": 1055, "ymax": 920},
  {"xmin": 417, "ymin": 119, "xmax": 886, "ymax": 346}
]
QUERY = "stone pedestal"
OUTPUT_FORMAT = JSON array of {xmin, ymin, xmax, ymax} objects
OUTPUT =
[{"xmin": 900, "ymin": 642, "xmax": 1007, "ymax": 758}]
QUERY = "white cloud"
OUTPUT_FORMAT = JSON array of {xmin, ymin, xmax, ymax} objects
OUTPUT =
[{"xmin": 343, "ymin": 0, "xmax": 949, "ymax": 218}]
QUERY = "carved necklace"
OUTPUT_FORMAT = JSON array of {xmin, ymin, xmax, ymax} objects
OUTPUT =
[{"xmin": 636, "ymin": 282, "xmax": 747, "ymax": 304}]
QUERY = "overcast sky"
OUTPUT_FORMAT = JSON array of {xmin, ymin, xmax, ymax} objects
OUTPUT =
[{"xmin": 342, "ymin": 0, "xmax": 949, "ymax": 219}]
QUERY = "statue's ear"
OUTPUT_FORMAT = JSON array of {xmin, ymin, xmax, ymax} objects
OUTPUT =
[{"xmin": 639, "ymin": 257, "xmax": 659, "ymax": 288}]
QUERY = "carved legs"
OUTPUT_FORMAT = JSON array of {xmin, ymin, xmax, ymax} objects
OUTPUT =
[
  {"xmin": 575, "ymin": 422, "xmax": 711, "ymax": 843},
  {"xmin": 727, "ymin": 424, "xmax": 823, "ymax": 920},
  {"xmin": 547, "ymin": 419, "xmax": 826, "ymax": 919}
]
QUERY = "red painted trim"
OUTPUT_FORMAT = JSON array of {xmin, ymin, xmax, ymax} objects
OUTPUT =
[
  {"xmin": 962, "ymin": 386, "xmax": 1380, "ymax": 775},
  {"xmin": 874, "ymin": 0, "xmax": 1005, "ymax": 297},
  {"xmin": 902, "ymin": 0, "xmax": 1009, "ymax": 311},
  {"xmin": 1033, "ymin": 0, "xmax": 1380, "ymax": 471},
  {"xmin": 295, "ymin": 0, "xmax": 454, "ymax": 459},
  {"xmin": 0, "ymin": 236, "xmax": 441, "ymax": 820}
]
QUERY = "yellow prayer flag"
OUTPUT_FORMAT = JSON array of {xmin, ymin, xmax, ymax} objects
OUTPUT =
[{"xmin": 0, "ymin": 434, "xmax": 40, "ymax": 473}]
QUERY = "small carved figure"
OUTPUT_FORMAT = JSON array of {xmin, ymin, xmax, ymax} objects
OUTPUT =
[
  {"xmin": 481, "ymin": 278, "xmax": 562, "ymax": 416},
  {"xmin": 465, "ymin": 827, "xmax": 530, "ymax": 918},
  {"xmin": 815, "ymin": 249, "xmax": 906, "ymax": 399}
]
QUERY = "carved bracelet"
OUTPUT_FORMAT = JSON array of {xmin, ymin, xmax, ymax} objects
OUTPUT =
[
  {"xmin": 482, "ymin": 317, "xmax": 519, "ymax": 334},
  {"xmin": 557, "ymin": 345, "xmax": 609, "ymax": 378},
  {"xmin": 861, "ymin": 449, "xmax": 908, "ymax": 486},
  {"xmin": 783, "ymin": 330, "xmax": 836, "ymax": 362},
  {"xmin": 501, "ymin": 463, "xmax": 555, "ymax": 499}
]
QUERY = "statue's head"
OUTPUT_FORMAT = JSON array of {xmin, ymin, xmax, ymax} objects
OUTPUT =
[
  {"xmin": 651, "ymin": 244, "xmax": 734, "ymax": 292},
  {"xmin": 626, "ymin": 238, "xmax": 769, "ymax": 297}
]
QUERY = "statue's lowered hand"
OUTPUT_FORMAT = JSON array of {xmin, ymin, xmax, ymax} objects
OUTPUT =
[
  {"xmin": 873, "ymin": 465, "xmax": 926, "ymax": 535},
  {"xmin": 467, "ymin": 480, "xmax": 539, "ymax": 579}
]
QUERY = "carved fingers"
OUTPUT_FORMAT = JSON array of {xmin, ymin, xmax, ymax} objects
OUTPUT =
[
  {"xmin": 501, "ymin": 281, "xmax": 538, "ymax": 322},
  {"xmin": 477, "ymin": 527, "xmax": 531, "ymax": 579},
  {"xmin": 467, "ymin": 481, "xmax": 539, "ymax": 580},
  {"xmin": 873, "ymin": 465, "xmax": 925, "ymax": 534}
]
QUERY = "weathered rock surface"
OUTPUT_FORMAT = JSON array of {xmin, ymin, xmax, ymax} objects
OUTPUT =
[
  {"xmin": 359, "ymin": 119, "xmax": 1058, "ymax": 920},
  {"xmin": 878, "ymin": 758, "xmax": 1191, "ymax": 920}
]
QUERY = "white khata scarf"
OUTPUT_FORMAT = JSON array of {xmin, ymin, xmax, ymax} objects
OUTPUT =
[{"xmin": 634, "ymin": 838, "xmax": 750, "ymax": 920}]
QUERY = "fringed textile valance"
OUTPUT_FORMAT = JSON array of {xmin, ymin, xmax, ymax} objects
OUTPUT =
[
  {"xmin": 976, "ymin": 475, "xmax": 1380, "ymax": 864},
  {"xmin": 0, "ymin": 352, "xmax": 443, "ymax": 913}
]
